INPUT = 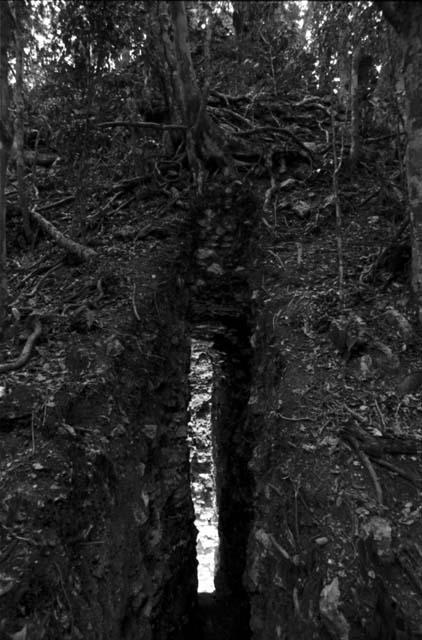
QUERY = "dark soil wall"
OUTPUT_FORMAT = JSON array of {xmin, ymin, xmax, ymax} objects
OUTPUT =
[
  {"xmin": 211, "ymin": 324, "xmax": 253, "ymax": 638},
  {"xmin": 0, "ymin": 181, "xmax": 260, "ymax": 640},
  {"xmin": 0, "ymin": 216, "xmax": 197, "ymax": 639}
]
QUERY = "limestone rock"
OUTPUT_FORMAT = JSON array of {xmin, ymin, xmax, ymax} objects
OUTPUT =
[{"xmin": 320, "ymin": 577, "xmax": 350, "ymax": 640}]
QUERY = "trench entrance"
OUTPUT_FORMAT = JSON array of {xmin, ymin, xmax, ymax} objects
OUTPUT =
[
  {"xmin": 183, "ymin": 181, "xmax": 257, "ymax": 639},
  {"xmin": 187, "ymin": 323, "xmax": 253, "ymax": 640}
]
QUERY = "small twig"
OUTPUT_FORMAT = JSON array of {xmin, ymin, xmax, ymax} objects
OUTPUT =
[
  {"xmin": 112, "ymin": 195, "xmax": 136, "ymax": 216},
  {"xmin": 292, "ymin": 476, "xmax": 301, "ymax": 547},
  {"xmin": 0, "ymin": 523, "xmax": 39, "ymax": 547},
  {"xmin": 268, "ymin": 249, "xmax": 284, "ymax": 269},
  {"xmin": 20, "ymin": 256, "xmax": 49, "ymax": 285},
  {"xmin": 36, "ymin": 195, "xmax": 75, "ymax": 212},
  {"xmin": 364, "ymin": 132, "xmax": 406, "ymax": 143},
  {"xmin": 359, "ymin": 187, "xmax": 381, "ymax": 208},
  {"xmin": 396, "ymin": 550, "xmax": 422, "ymax": 595},
  {"xmin": 347, "ymin": 435, "xmax": 384, "ymax": 507},
  {"xmin": 263, "ymin": 177, "xmax": 278, "ymax": 216},
  {"xmin": 293, "ymin": 586, "xmax": 303, "ymax": 619},
  {"xmin": 342, "ymin": 403, "xmax": 367, "ymax": 424},
  {"xmin": 31, "ymin": 409, "xmax": 35, "ymax": 454},
  {"xmin": 100, "ymin": 191, "xmax": 122, "ymax": 213},
  {"xmin": 233, "ymin": 125, "xmax": 314, "ymax": 158},
  {"xmin": 373, "ymin": 398, "xmax": 386, "ymax": 432},
  {"xmin": 0, "ymin": 539, "xmax": 18, "ymax": 564},
  {"xmin": 267, "ymin": 483, "xmax": 283, "ymax": 497},
  {"xmin": 269, "ymin": 534, "xmax": 291, "ymax": 560},
  {"xmin": 132, "ymin": 283, "xmax": 141, "ymax": 321},
  {"xmin": 278, "ymin": 414, "xmax": 316, "ymax": 422},
  {"xmin": 28, "ymin": 260, "xmax": 62, "ymax": 297},
  {"xmin": 54, "ymin": 562, "xmax": 74, "ymax": 632}
]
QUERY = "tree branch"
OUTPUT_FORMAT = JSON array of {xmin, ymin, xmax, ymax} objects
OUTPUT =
[{"xmin": 96, "ymin": 120, "xmax": 186, "ymax": 131}]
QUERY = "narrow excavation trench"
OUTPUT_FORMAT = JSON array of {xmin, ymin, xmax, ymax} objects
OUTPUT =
[
  {"xmin": 186, "ymin": 321, "xmax": 254, "ymax": 640},
  {"xmin": 188, "ymin": 339, "xmax": 218, "ymax": 595}
]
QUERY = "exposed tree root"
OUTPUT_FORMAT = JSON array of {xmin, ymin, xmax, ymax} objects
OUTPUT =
[
  {"xmin": 346, "ymin": 434, "xmax": 384, "ymax": 507},
  {"xmin": 0, "ymin": 319, "xmax": 42, "ymax": 373},
  {"xmin": 31, "ymin": 207, "xmax": 97, "ymax": 261}
]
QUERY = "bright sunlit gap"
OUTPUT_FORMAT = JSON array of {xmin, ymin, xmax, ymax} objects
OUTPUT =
[{"xmin": 188, "ymin": 340, "xmax": 219, "ymax": 594}]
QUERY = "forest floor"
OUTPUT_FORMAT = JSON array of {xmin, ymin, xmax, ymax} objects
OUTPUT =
[
  {"xmin": 247, "ymin": 161, "xmax": 422, "ymax": 638},
  {"xmin": 2, "ymin": 83, "xmax": 422, "ymax": 638}
]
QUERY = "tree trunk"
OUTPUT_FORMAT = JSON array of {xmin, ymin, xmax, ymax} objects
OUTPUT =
[
  {"xmin": 159, "ymin": 1, "xmax": 226, "ymax": 186},
  {"xmin": 349, "ymin": 44, "xmax": 362, "ymax": 167},
  {"xmin": 13, "ymin": 0, "xmax": 31, "ymax": 242},
  {"xmin": 403, "ymin": 12, "xmax": 422, "ymax": 322},
  {"xmin": 378, "ymin": 2, "xmax": 422, "ymax": 321},
  {"xmin": 168, "ymin": 0, "xmax": 200, "ymax": 128},
  {"xmin": 0, "ymin": 1, "xmax": 13, "ymax": 331},
  {"xmin": 337, "ymin": 31, "xmax": 350, "ymax": 107}
]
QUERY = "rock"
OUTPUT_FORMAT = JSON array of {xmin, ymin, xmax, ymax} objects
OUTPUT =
[
  {"xmin": 360, "ymin": 354, "xmax": 373, "ymax": 378},
  {"xmin": 370, "ymin": 341, "xmax": 400, "ymax": 371},
  {"xmin": 197, "ymin": 248, "xmax": 215, "ymax": 260},
  {"xmin": 114, "ymin": 225, "xmax": 136, "ymax": 240},
  {"xmin": 329, "ymin": 320, "xmax": 346, "ymax": 352},
  {"xmin": 143, "ymin": 424, "xmax": 158, "ymax": 439},
  {"xmin": 303, "ymin": 141, "xmax": 318, "ymax": 152},
  {"xmin": 292, "ymin": 200, "xmax": 312, "ymax": 218},
  {"xmin": 320, "ymin": 577, "xmax": 350, "ymax": 640},
  {"xmin": 398, "ymin": 371, "xmax": 422, "ymax": 395},
  {"xmin": 105, "ymin": 336, "xmax": 124, "ymax": 357},
  {"xmin": 384, "ymin": 307, "xmax": 414, "ymax": 342},
  {"xmin": 329, "ymin": 315, "xmax": 368, "ymax": 359},
  {"xmin": 315, "ymin": 536, "xmax": 329, "ymax": 546},
  {"xmin": 111, "ymin": 425, "xmax": 126, "ymax": 438},
  {"xmin": 255, "ymin": 528, "xmax": 272, "ymax": 551},
  {"xmin": 206, "ymin": 263, "xmax": 224, "ymax": 276},
  {"xmin": 361, "ymin": 516, "xmax": 393, "ymax": 564}
]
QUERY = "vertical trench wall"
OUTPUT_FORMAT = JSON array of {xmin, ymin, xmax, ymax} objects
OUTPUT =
[{"xmin": 0, "ymin": 220, "xmax": 197, "ymax": 640}]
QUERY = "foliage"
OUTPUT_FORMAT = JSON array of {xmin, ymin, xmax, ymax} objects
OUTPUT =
[{"xmin": 3, "ymin": 0, "xmax": 411, "ymax": 233}]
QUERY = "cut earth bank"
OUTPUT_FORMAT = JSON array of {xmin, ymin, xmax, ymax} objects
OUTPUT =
[{"xmin": 1, "ymin": 177, "xmax": 422, "ymax": 640}]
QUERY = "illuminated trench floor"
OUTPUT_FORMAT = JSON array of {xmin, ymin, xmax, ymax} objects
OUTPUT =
[{"xmin": 188, "ymin": 340, "xmax": 219, "ymax": 593}]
